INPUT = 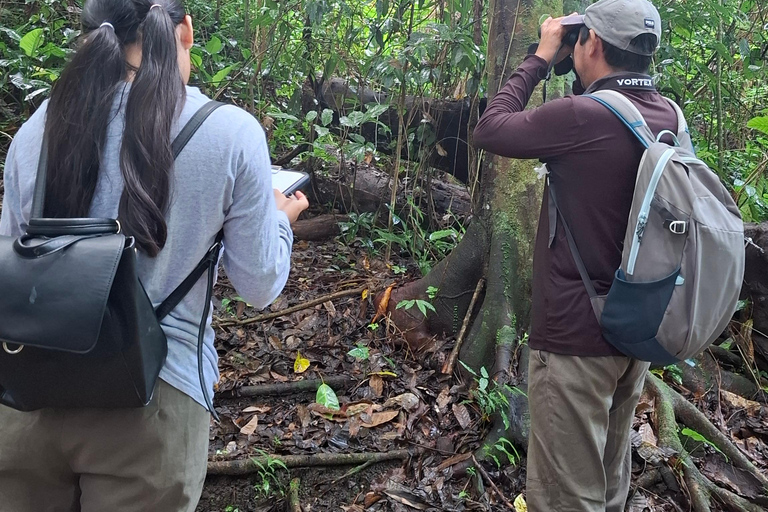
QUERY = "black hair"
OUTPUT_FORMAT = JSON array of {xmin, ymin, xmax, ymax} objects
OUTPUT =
[
  {"xmin": 578, "ymin": 26, "xmax": 656, "ymax": 74},
  {"xmin": 43, "ymin": 0, "xmax": 186, "ymax": 256}
]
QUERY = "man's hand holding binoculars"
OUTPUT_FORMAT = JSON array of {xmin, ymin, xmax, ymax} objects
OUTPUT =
[{"xmin": 535, "ymin": 14, "xmax": 579, "ymax": 65}]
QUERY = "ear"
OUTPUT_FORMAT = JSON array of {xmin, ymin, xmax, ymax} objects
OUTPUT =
[
  {"xmin": 177, "ymin": 14, "xmax": 193, "ymax": 50},
  {"xmin": 589, "ymin": 30, "xmax": 602, "ymax": 57}
]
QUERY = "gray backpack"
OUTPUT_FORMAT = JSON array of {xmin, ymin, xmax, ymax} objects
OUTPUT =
[{"xmin": 549, "ymin": 89, "xmax": 745, "ymax": 364}]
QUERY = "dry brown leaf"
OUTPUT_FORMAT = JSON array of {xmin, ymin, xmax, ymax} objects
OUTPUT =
[
  {"xmin": 436, "ymin": 386, "xmax": 451, "ymax": 412},
  {"xmin": 721, "ymin": 389, "xmax": 761, "ymax": 415},
  {"xmin": 242, "ymin": 405, "xmax": 271, "ymax": 414},
  {"xmin": 372, "ymin": 285, "xmax": 394, "ymax": 323},
  {"xmin": 638, "ymin": 423, "xmax": 657, "ymax": 446},
  {"xmin": 383, "ymin": 490, "xmax": 429, "ymax": 510},
  {"xmin": 346, "ymin": 402, "xmax": 373, "ymax": 417},
  {"xmin": 239, "ymin": 415, "xmax": 259, "ymax": 436},
  {"xmin": 435, "ymin": 143, "xmax": 448, "ymax": 157},
  {"xmin": 452, "ymin": 403, "xmax": 471, "ymax": 429},
  {"xmin": 384, "ymin": 392, "xmax": 420, "ymax": 412},
  {"xmin": 361, "ymin": 410, "xmax": 399, "ymax": 428},
  {"xmin": 269, "ymin": 370, "xmax": 288, "ymax": 382},
  {"xmin": 296, "ymin": 404, "xmax": 311, "ymax": 428},
  {"xmin": 436, "ymin": 452, "xmax": 472, "ymax": 471},
  {"xmin": 369, "ymin": 374, "xmax": 384, "ymax": 396},
  {"xmin": 323, "ymin": 300, "xmax": 337, "ymax": 316}
]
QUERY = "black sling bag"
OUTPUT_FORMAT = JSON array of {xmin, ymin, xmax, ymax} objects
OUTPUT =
[{"xmin": 0, "ymin": 101, "xmax": 223, "ymax": 413}]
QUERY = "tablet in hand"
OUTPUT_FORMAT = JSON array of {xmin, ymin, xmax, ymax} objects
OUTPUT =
[{"xmin": 271, "ymin": 165, "xmax": 310, "ymax": 195}]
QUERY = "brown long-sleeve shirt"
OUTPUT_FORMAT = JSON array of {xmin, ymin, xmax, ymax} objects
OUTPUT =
[{"xmin": 474, "ymin": 55, "xmax": 679, "ymax": 356}]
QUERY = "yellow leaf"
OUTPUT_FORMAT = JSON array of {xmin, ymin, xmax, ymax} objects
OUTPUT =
[
  {"xmin": 514, "ymin": 494, "xmax": 527, "ymax": 512},
  {"xmin": 294, "ymin": 351, "xmax": 310, "ymax": 373},
  {"xmin": 371, "ymin": 371, "xmax": 397, "ymax": 377},
  {"xmin": 362, "ymin": 289, "xmax": 369, "ymax": 300}
]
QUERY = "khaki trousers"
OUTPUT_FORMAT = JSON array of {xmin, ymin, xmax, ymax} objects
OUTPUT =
[
  {"xmin": 526, "ymin": 350, "xmax": 649, "ymax": 512},
  {"xmin": 0, "ymin": 379, "xmax": 210, "ymax": 512}
]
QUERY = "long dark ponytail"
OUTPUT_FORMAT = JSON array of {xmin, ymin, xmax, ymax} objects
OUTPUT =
[{"xmin": 43, "ymin": 0, "xmax": 186, "ymax": 256}]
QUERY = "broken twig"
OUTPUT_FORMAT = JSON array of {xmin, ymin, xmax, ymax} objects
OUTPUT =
[
  {"xmin": 442, "ymin": 278, "xmax": 485, "ymax": 375},
  {"xmin": 216, "ymin": 285, "xmax": 368, "ymax": 327}
]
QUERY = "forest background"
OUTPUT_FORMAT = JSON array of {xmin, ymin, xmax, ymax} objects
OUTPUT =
[{"xmin": 1, "ymin": 0, "xmax": 767, "ymax": 511}]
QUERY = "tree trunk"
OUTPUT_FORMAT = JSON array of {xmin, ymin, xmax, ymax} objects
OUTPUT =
[{"xmin": 377, "ymin": 0, "xmax": 563, "ymax": 456}]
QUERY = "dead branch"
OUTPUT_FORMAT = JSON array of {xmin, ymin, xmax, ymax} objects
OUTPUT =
[
  {"xmin": 207, "ymin": 450, "xmax": 411, "ymax": 476},
  {"xmin": 471, "ymin": 455, "xmax": 515, "ymax": 509},
  {"xmin": 442, "ymin": 278, "xmax": 485, "ymax": 375},
  {"xmin": 216, "ymin": 285, "xmax": 368, "ymax": 327},
  {"xmin": 219, "ymin": 375, "xmax": 358, "ymax": 398},
  {"xmin": 289, "ymin": 478, "xmax": 302, "ymax": 512}
]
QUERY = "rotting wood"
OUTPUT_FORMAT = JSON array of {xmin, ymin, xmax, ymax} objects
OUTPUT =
[
  {"xmin": 215, "ymin": 285, "xmax": 368, "ymax": 327},
  {"xmin": 442, "ymin": 278, "xmax": 485, "ymax": 375},
  {"xmin": 289, "ymin": 478, "xmax": 301, "ymax": 512},
  {"xmin": 219, "ymin": 375, "xmax": 357, "ymax": 399},
  {"xmin": 207, "ymin": 449, "xmax": 411, "ymax": 476},
  {"xmin": 292, "ymin": 213, "xmax": 349, "ymax": 241}
]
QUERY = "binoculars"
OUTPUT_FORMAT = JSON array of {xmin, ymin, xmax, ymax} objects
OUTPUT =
[{"xmin": 527, "ymin": 25, "xmax": 581, "ymax": 76}]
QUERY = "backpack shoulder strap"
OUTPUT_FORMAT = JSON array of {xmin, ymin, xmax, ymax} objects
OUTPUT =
[
  {"xmin": 155, "ymin": 100, "xmax": 225, "ymax": 321},
  {"xmin": 663, "ymin": 97, "xmax": 695, "ymax": 153},
  {"xmin": 172, "ymin": 100, "xmax": 225, "ymax": 159},
  {"xmin": 587, "ymin": 90, "xmax": 655, "ymax": 148}
]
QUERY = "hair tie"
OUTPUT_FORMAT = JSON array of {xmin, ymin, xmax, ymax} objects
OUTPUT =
[
  {"xmin": 149, "ymin": 3, "xmax": 163, "ymax": 10},
  {"xmin": 100, "ymin": 22, "xmax": 115, "ymax": 30}
]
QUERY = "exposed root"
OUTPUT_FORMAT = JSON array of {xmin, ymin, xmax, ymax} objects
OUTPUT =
[
  {"xmin": 218, "ymin": 375, "xmax": 358, "ymax": 399},
  {"xmin": 289, "ymin": 478, "xmax": 302, "ymax": 512},
  {"xmin": 645, "ymin": 374, "xmax": 766, "ymax": 512}
]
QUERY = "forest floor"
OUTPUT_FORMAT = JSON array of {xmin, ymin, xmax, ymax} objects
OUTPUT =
[{"xmin": 195, "ymin": 223, "xmax": 768, "ymax": 512}]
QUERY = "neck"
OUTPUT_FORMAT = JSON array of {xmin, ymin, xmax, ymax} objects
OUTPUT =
[{"xmin": 124, "ymin": 43, "xmax": 141, "ymax": 81}]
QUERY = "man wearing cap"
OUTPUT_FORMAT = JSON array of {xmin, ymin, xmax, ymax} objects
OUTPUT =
[{"xmin": 473, "ymin": 0, "xmax": 677, "ymax": 511}]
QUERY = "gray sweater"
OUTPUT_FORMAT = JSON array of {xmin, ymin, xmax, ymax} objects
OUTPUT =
[{"xmin": 0, "ymin": 84, "xmax": 294, "ymax": 409}]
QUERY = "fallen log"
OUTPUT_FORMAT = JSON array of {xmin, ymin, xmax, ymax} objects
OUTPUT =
[
  {"xmin": 207, "ymin": 449, "xmax": 411, "ymax": 476},
  {"xmin": 218, "ymin": 375, "xmax": 358, "ymax": 399},
  {"xmin": 292, "ymin": 213, "xmax": 349, "ymax": 241}
]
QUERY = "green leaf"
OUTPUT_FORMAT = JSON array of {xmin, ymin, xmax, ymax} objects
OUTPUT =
[
  {"xmin": 20, "ymin": 28, "xmax": 44, "ymax": 57},
  {"xmin": 428, "ymin": 229, "xmax": 458, "ymax": 241},
  {"xmin": 316, "ymin": 383, "xmax": 340, "ymax": 410},
  {"xmin": 459, "ymin": 360, "xmax": 478, "ymax": 377},
  {"xmin": 210, "ymin": 65, "xmax": 233, "ymax": 87},
  {"xmin": 189, "ymin": 52, "xmax": 203, "ymax": 70},
  {"xmin": 347, "ymin": 345, "xmax": 370, "ymax": 360},
  {"xmin": 365, "ymin": 103, "xmax": 389, "ymax": 118},
  {"xmin": 0, "ymin": 27, "xmax": 21, "ymax": 43},
  {"xmin": 747, "ymin": 117, "xmax": 768, "ymax": 136},
  {"xmin": 205, "ymin": 35, "xmax": 223, "ymax": 54},
  {"xmin": 314, "ymin": 125, "xmax": 330, "ymax": 137},
  {"xmin": 321, "ymin": 108, "xmax": 334, "ymax": 127},
  {"xmin": 339, "ymin": 110, "xmax": 366, "ymax": 128},
  {"xmin": 480, "ymin": 367, "xmax": 489, "ymax": 379},
  {"xmin": 305, "ymin": 110, "xmax": 318, "ymax": 123},
  {"xmin": 267, "ymin": 111, "xmax": 300, "ymax": 122},
  {"xmin": 681, "ymin": 427, "xmax": 727, "ymax": 460}
]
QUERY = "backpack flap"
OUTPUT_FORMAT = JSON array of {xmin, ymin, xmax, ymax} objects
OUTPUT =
[{"xmin": 0, "ymin": 232, "xmax": 127, "ymax": 354}]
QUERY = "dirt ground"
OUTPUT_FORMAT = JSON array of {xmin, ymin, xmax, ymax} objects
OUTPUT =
[{"xmin": 194, "ymin": 232, "xmax": 768, "ymax": 512}]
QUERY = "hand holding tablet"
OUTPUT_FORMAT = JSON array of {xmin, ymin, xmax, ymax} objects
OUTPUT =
[{"xmin": 272, "ymin": 165, "xmax": 310, "ymax": 195}]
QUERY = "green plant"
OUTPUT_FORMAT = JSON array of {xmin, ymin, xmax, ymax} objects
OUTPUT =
[
  {"xmin": 396, "ymin": 298, "xmax": 436, "ymax": 317},
  {"xmin": 220, "ymin": 295, "xmax": 250, "ymax": 316},
  {"xmin": 251, "ymin": 451, "xmax": 288, "ymax": 499},
  {"xmin": 651, "ymin": 364, "xmax": 684, "ymax": 386},
  {"xmin": 347, "ymin": 344, "xmax": 370, "ymax": 361},
  {"xmin": 460, "ymin": 362, "xmax": 525, "ymax": 430},
  {"xmin": 680, "ymin": 427, "xmax": 728, "ymax": 461}
]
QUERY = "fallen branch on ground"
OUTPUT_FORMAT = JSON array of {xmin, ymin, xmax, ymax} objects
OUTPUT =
[
  {"xmin": 207, "ymin": 450, "xmax": 411, "ymax": 476},
  {"xmin": 218, "ymin": 375, "xmax": 358, "ymax": 398},
  {"xmin": 215, "ymin": 285, "xmax": 369, "ymax": 327}
]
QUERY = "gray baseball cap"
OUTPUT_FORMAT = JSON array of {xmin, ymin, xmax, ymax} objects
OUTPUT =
[{"xmin": 561, "ymin": 0, "xmax": 661, "ymax": 56}]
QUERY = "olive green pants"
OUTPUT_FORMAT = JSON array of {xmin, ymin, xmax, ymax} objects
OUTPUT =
[
  {"xmin": 526, "ymin": 349, "xmax": 649, "ymax": 512},
  {"xmin": 0, "ymin": 379, "xmax": 210, "ymax": 512}
]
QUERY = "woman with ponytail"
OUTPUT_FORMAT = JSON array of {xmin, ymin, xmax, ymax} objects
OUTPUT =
[{"xmin": 0, "ymin": 0, "xmax": 307, "ymax": 509}]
